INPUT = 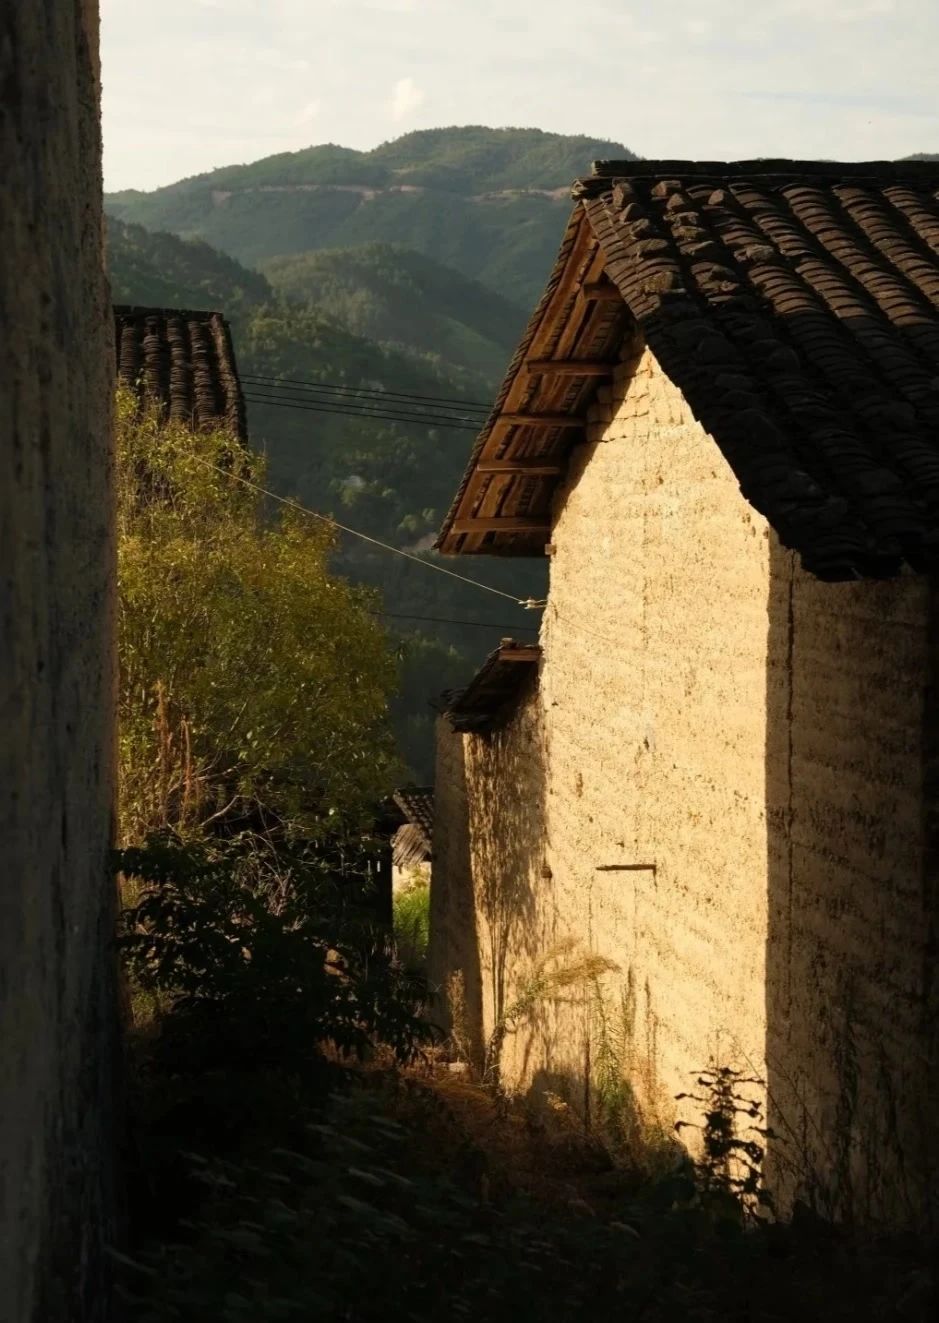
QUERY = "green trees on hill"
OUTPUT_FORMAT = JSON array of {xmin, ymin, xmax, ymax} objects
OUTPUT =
[
  {"xmin": 262, "ymin": 242, "xmax": 524, "ymax": 382},
  {"xmin": 104, "ymin": 125, "xmax": 637, "ymax": 304},
  {"xmin": 108, "ymin": 217, "xmax": 272, "ymax": 311}
]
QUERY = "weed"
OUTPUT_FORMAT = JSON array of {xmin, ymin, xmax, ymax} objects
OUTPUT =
[
  {"xmin": 676, "ymin": 1064, "xmax": 777, "ymax": 1221},
  {"xmin": 393, "ymin": 878, "xmax": 430, "ymax": 972},
  {"xmin": 483, "ymin": 939, "xmax": 618, "ymax": 1092}
]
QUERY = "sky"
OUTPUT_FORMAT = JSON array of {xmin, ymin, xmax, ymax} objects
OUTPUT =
[{"xmin": 101, "ymin": 0, "xmax": 939, "ymax": 193}]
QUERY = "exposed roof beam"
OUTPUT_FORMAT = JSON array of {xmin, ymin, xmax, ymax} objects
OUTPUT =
[
  {"xmin": 525, "ymin": 359, "xmax": 612, "ymax": 377},
  {"xmin": 477, "ymin": 458, "xmax": 564, "ymax": 476},
  {"xmin": 497, "ymin": 412, "xmax": 585, "ymax": 427},
  {"xmin": 581, "ymin": 280, "xmax": 622, "ymax": 302},
  {"xmin": 452, "ymin": 516, "xmax": 550, "ymax": 534}
]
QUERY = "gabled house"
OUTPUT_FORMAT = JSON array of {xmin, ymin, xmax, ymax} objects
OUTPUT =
[
  {"xmin": 430, "ymin": 160, "xmax": 939, "ymax": 1227},
  {"xmin": 113, "ymin": 305, "xmax": 247, "ymax": 440},
  {"xmin": 391, "ymin": 785, "xmax": 435, "ymax": 892}
]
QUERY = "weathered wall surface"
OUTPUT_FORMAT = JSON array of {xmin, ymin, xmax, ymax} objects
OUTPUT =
[
  {"xmin": 765, "ymin": 554, "xmax": 935, "ymax": 1222},
  {"xmin": 0, "ymin": 3, "xmax": 118, "ymax": 1320},
  {"xmin": 432, "ymin": 346, "xmax": 937, "ymax": 1226}
]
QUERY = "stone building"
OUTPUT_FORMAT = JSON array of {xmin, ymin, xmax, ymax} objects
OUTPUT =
[
  {"xmin": 430, "ymin": 159, "xmax": 939, "ymax": 1228},
  {"xmin": 1, "ymin": 3, "xmax": 119, "ymax": 1319}
]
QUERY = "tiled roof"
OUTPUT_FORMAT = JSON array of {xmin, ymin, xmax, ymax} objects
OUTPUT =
[
  {"xmin": 445, "ymin": 641, "xmax": 541, "ymax": 732},
  {"xmin": 392, "ymin": 786, "xmax": 434, "ymax": 848},
  {"xmin": 392, "ymin": 824, "xmax": 431, "ymax": 869},
  {"xmin": 437, "ymin": 160, "xmax": 939, "ymax": 580},
  {"xmin": 114, "ymin": 305, "xmax": 247, "ymax": 441}
]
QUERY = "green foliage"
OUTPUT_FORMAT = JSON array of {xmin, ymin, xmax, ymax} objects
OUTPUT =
[
  {"xmin": 117, "ymin": 389, "xmax": 398, "ymax": 841},
  {"xmin": 118, "ymin": 835, "xmax": 434, "ymax": 1073},
  {"xmin": 393, "ymin": 880, "xmax": 430, "ymax": 972},
  {"xmin": 117, "ymin": 1077, "xmax": 936, "ymax": 1323}
]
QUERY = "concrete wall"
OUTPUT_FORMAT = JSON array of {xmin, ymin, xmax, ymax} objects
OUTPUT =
[
  {"xmin": 0, "ymin": 3, "xmax": 118, "ymax": 1320},
  {"xmin": 432, "ymin": 347, "xmax": 938, "ymax": 1226}
]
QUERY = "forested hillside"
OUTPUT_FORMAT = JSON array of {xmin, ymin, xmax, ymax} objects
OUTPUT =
[
  {"xmin": 262, "ymin": 243, "xmax": 525, "ymax": 384},
  {"xmin": 108, "ymin": 217, "xmax": 270, "ymax": 311},
  {"xmin": 105, "ymin": 126, "xmax": 637, "ymax": 305}
]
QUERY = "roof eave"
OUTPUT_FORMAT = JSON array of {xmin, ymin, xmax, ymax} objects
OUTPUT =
[{"xmin": 435, "ymin": 204, "xmax": 636, "ymax": 557}]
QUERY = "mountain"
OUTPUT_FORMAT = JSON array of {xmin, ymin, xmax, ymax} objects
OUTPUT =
[
  {"xmin": 262, "ymin": 243, "xmax": 525, "ymax": 384},
  {"xmin": 105, "ymin": 126, "xmax": 638, "ymax": 305}
]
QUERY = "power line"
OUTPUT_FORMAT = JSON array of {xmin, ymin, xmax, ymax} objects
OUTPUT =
[
  {"xmin": 376, "ymin": 609, "xmax": 539, "ymax": 632},
  {"xmin": 242, "ymin": 370, "xmax": 492, "ymax": 412},
  {"xmin": 244, "ymin": 390, "xmax": 479, "ymax": 432},
  {"xmin": 192, "ymin": 455, "xmax": 528, "ymax": 605},
  {"xmin": 244, "ymin": 376, "xmax": 489, "ymax": 419}
]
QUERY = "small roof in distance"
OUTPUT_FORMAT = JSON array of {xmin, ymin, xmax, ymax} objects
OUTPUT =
[{"xmin": 114, "ymin": 305, "xmax": 247, "ymax": 441}]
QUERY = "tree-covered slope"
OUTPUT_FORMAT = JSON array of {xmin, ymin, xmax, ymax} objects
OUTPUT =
[
  {"xmin": 262, "ymin": 242, "xmax": 525, "ymax": 383},
  {"xmin": 108, "ymin": 217, "xmax": 271, "ymax": 312},
  {"xmin": 104, "ymin": 126, "xmax": 637, "ymax": 305}
]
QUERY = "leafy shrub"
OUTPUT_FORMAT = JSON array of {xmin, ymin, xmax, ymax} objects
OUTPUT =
[
  {"xmin": 116, "ymin": 1077, "xmax": 936, "ymax": 1323},
  {"xmin": 117, "ymin": 389, "xmax": 398, "ymax": 844},
  {"xmin": 118, "ymin": 835, "xmax": 437, "ymax": 1073}
]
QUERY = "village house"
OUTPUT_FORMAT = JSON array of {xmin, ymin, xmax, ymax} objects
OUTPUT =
[
  {"xmin": 391, "ymin": 786, "xmax": 434, "ymax": 894},
  {"xmin": 113, "ymin": 305, "xmax": 247, "ymax": 438},
  {"xmin": 430, "ymin": 159, "xmax": 939, "ymax": 1228}
]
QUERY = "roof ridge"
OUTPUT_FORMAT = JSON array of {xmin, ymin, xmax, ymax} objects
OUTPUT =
[
  {"xmin": 585, "ymin": 158, "xmax": 939, "ymax": 183},
  {"xmin": 114, "ymin": 303, "xmax": 225, "ymax": 320}
]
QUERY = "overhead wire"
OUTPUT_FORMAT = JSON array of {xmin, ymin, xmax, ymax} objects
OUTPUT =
[
  {"xmin": 243, "ymin": 389, "xmax": 480, "ymax": 432},
  {"xmin": 376, "ymin": 609, "xmax": 538, "ymax": 633},
  {"xmin": 191, "ymin": 454, "xmax": 530, "ymax": 605},
  {"xmin": 244, "ymin": 380, "xmax": 488, "ymax": 421},
  {"xmin": 241, "ymin": 371, "xmax": 493, "ymax": 412}
]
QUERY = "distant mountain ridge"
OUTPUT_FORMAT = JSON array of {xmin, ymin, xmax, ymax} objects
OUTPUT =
[
  {"xmin": 107, "ymin": 217, "xmax": 272, "ymax": 312},
  {"xmin": 105, "ymin": 126, "xmax": 638, "ymax": 304},
  {"xmin": 262, "ymin": 242, "xmax": 524, "ymax": 383}
]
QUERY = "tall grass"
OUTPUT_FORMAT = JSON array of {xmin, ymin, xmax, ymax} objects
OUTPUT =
[{"xmin": 393, "ymin": 880, "xmax": 430, "ymax": 972}]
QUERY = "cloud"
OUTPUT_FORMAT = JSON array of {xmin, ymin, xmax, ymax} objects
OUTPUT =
[
  {"xmin": 296, "ymin": 100, "xmax": 321, "ymax": 126},
  {"xmin": 389, "ymin": 76, "xmax": 425, "ymax": 122},
  {"xmin": 99, "ymin": 0, "xmax": 939, "ymax": 192}
]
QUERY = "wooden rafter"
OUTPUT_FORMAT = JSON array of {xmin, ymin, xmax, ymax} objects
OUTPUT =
[
  {"xmin": 477, "ymin": 459, "xmax": 564, "ymax": 476},
  {"xmin": 525, "ymin": 359, "xmax": 612, "ymax": 377},
  {"xmin": 496, "ymin": 413, "xmax": 586, "ymax": 427},
  {"xmin": 582, "ymin": 280, "xmax": 622, "ymax": 302},
  {"xmin": 451, "ymin": 516, "xmax": 550, "ymax": 534}
]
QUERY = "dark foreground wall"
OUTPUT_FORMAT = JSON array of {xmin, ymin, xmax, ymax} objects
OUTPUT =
[{"xmin": 0, "ymin": 3, "xmax": 118, "ymax": 1320}]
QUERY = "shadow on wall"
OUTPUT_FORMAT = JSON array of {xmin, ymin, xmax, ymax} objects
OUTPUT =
[
  {"xmin": 429, "ymin": 728, "xmax": 485, "ymax": 1069},
  {"xmin": 464, "ymin": 670, "xmax": 549, "ymax": 1080},
  {"xmin": 430, "ymin": 671, "xmax": 551, "ymax": 1081},
  {"xmin": 764, "ymin": 537, "xmax": 939, "ymax": 1228}
]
